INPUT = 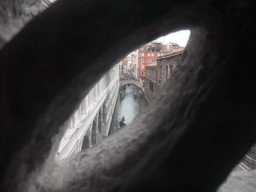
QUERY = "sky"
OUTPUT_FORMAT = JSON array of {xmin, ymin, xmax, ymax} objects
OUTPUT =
[
  {"xmin": 128, "ymin": 30, "xmax": 190, "ymax": 56},
  {"xmin": 153, "ymin": 30, "xmax": 191, "ymax": 47}
]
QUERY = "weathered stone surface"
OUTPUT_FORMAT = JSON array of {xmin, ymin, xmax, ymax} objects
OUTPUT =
[
  {"xmin": 218, "ymin": 170, "xmax": 256, "ymax": 192},
  {"xmin": 0, "ymin": 0, "xmax": 255, "ymax": 191},
  {"xmin": 0, "ymin": 0, "xmax": 43, "ymax": 48}
]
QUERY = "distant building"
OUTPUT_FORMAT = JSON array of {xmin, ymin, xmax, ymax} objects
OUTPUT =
[
  {"xmin": 130, "ymin": 53, "xmax": 138, "ymax": 79},
  {"xmin": 57, "ymin": 64, "xmax": 120, "ymax": 159},
  {"xmin": 121, "ymin": 56, "xmax": 129, "ymax": 75},
  {"xmin": 135, "ymin": 42, "xmax": 184, "ymax": 85},
  {"xmin": 144, "ymin": 64, "xmax": 158, "ymax": 102},
  {"xmin": 157, "ymin": 50, "xmax": 184, "ymax": 89},
  {"xmin": 144, "ymin": 50, "xmax": 184, "ymax": 103}
]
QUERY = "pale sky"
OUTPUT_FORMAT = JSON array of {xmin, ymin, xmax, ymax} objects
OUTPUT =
[
  {"xmin": 154, "ymin": 30, "xmax": 191, "ymax": 47},
  {"xmin": 128, "ymin": 30, "xmax": 190, "ymax": 56}
]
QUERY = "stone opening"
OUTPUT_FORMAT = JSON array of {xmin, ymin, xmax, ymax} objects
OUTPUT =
[{"xmin": 0, "ymin": 0, "xmax": 255, "ymax": 191}]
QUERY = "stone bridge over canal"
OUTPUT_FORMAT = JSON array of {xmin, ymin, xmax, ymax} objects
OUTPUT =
[{"xmin": 120, "ymin": 79, "xmax": 143, "ymax": 89}]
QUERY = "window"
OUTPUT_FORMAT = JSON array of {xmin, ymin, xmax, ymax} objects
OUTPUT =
[
  {"xmin": 142, "ymin": 53, "xmax": 144, "ymax": 57},
  {"xmin": 166, "ymin": 66, "xmax": 168, "ymax": 80},
  {"xmin": 148, "ymin": 53, "xmax": 150, "ymax": 56},
  {"xmin": 142, "ymin": 71, "xmax": 144, "ymax": 76},
  {"xmin": 141, "ymin": 64, "xmax": 144, "ymax": 69},
  {"xmin": 160, "ymin": 66, "xmax": 162, "ymax": 80},
  {"xmin": 151, "ymin": 53, "xmax": 154, "ymax": 56},
  {"xmin": 150, "ymin": 81, "xmax": 154, "ymax": 92},
  {"xmin": 152, "ymin": 59, "xmax": 154, "ymax": 62},
  {"xmin": 161, "ymin": 53, "xmax": 163, "ymax": 56},
  {"xmin": 158, "ymin": 53, "xmax": 160, "ymax": 56},
  {"xmin": 148, "ymin": 59, "xmax": 150, "ymax": 63},
  {"xmin": 142, "ymin": 58, "xmax": 144, "ymax": 63}
]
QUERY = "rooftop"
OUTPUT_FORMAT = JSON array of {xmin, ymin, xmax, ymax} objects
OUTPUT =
[{"xmin": 157, "ymin": 50, "xmax": 184, "ymax": 60}]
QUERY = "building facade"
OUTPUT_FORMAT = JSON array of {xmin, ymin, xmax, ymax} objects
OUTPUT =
[
  {"xmin": 56, "ymin": 64, "xmax": 119, "ymax": 159},
  {"xmin": 121, "ymin": 56, "xmax": 129, "ymax": 75},
  {"xmin": 157, "ymin": 50, "xmax": 184, "ymax": 89},
  {"xmin": 130, "ymin": 52, "xmax": 138, "ymax": 79},
  {"xmin": 135, "ymin": 42, "xmax": 184, "ymax": 85},
  {"xmin": 144, "ymin": 65, "xmax": 158, "ymax": 102},
  {"xmin": 144, "ymin": 50, "xmax": 184, "ymax": 103},
  {"xmin": 137, "ymin": 43, "xmax": 163, "ymax": 84}
]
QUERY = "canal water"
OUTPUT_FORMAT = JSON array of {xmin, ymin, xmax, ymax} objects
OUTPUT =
[{"xmin": 108, "ymin": 84, "xmax": 149, "ymax": 136}]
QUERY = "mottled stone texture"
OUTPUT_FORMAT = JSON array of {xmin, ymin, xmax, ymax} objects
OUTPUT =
[
  {"xmin": 0, "ymin": 0, "xmax": 255, "ymax": 191},
  {"xmin": 0, "ymin": 0, "xmax": 43, "ymax": 48},
  {"xmin": 217, "ymin": 170, "xmax": 256, "ymax": 192}
]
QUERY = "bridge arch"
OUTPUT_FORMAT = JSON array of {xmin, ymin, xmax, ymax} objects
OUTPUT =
[
  {"xmin": 81, "ymin": 134, "xmax": 89, "ymax": 150},
  {"xmin": 120, "ymin": 79, "xmax": 143, "ymax": 90}
]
